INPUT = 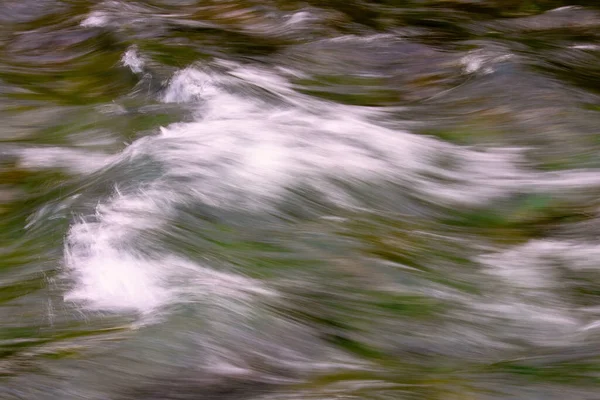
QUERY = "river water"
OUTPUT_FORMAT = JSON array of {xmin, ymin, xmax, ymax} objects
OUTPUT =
[{"xmin": 1, "ymin": 1, "xmax": 600, "ymax": 399}]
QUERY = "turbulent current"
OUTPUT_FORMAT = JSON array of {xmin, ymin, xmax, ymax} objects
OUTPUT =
[{"xmin": 1, "ymin": 1, "xmax": 600, "ymax": 399}]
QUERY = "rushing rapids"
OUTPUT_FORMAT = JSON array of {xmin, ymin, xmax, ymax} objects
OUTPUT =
[{"xmin": 1, "ymin": 1, "xmax": 600, "ymax": 399}]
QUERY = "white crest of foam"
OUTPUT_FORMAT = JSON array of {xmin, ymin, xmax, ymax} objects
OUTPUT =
[
  {"xmin": 64, "ymin": 61, "xmax": 600, "ymax": 314},
  {"xmin": 17, "ymin": 147, "xmax": 113, "ymax": 174},
  {"xmin": 162, "ymin": 68, "xmax": 221, "ymax": 104},
  {"xmin": 571, "ymin": 44, "xmax": 600, "ymax": 50},
  {"xmin": 121, "ymin": 46, "xmax": 144, "ymax": 73},
  {"xmin": 548, "ymin": 5, "xmax": 581, "ymax": 13},
  {"xmin": 63, "ymin": 188, "xmax": 175, "ymax": 311},
  {"xmin": 479, "ymin": 240, "xmax": 564, "ymax": 290},
  {"xmin": 154, "ymin": 64, "xmax": 538, "ymax": 206},
  {"xmin": 81, "ymin": 11, "xmax": 109, "ymax": 28},
  {"xmin": 480, "ymin": 239, "xmax": 600, "ymax": 293},
  {"xmin": 286, "ymin": 11, "xmax": 312, "ymax": 26},
  {"xmin": 327, "ymin": 33, "xmax": 398, "ymax": 44},
  {"xmin": 461, "ymin": 50, "xmax": 513, "ymax": 75},
  {"xmin": 475, "ymin": 239, "xmax": 600, "ymax": 341},
  {"xmin": 64, "ymin": 247, "xmax": 172, "ymax": 312},
  {"xmin": 64, "ymin": 246, "xmax": 271, "ymax": 314},
  {"xmin": 64, "ymin": 187, "xmax": 270, "ymax": 313}
]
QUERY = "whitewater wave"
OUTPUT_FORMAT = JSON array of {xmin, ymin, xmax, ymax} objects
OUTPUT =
[{"xmin": 62, "ymin": 58, "xmax": 600, "ymax": 314}]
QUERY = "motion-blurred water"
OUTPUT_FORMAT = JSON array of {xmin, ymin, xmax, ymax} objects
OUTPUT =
[{"xmin": 1, "ymin": 1, "xmax": 600, "ymax": 399}]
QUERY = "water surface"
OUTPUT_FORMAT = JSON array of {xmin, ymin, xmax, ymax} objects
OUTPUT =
[{"xmin": 1, "ymin": 1, "xmax": 600, "ymax": 399}]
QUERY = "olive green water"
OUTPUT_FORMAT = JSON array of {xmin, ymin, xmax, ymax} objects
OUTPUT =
[{"xmin": 1, "ymin": 1, "xmax": 600, "ymax": 399}]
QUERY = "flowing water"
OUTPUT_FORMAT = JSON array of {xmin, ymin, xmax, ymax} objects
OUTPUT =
[{"xmin": 1, "ymin": 1, "xmax": 600, "ymax": 399}]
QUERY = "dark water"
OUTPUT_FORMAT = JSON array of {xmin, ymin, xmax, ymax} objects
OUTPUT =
[{"xmin": 1, "ymin": 1, "xmax": 600, "ymax": 399}]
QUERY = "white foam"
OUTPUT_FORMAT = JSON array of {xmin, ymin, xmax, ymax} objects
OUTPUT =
[
  {"xmin": 571, "ymin": 44, "xmax": 600, "ymax": 50},
  {"xmin": 461, "ymin": 50, "xmax": 513, "ymax": 75},
  {"xmin": 64, "ymin": 247, "xmax": 271, "ymax": 314},
  {"xmin": 64, "ymin": 61, "xmax": 600, "ymax": 314},
  {"xmin": 63, "ymin": 189, "xmax": 175, "ymax": 312},
  {"xmin": 17, "ymin": 147, "xmax": 113, "ymax": 174},
  {"xmin": 479, "ymin": 240, "xmax": 563, "ymax": 290},
  {"xmin": 154, "ymin": 65, "xmax": 543, "ymax": 206},
  {"xmin": 64, "ymin": 187, "xmax": 270, "ymax": 313},
  {"xmin": 286, "ymin": 11, "xmax": 312, "ymax": 26},
  {"xmin": 81, "ymin": 11, "xmax": 109, "ymax": 28},
  {"xmin": 162, "ymin": 68, "xmax": 220, "ymax": 104},
  {"xmin": 121, "ymin": 46, "xmax": 144, "ymax": 73},
  {"xmin": 64, "ymin": 247, "xmax": 172, "ymax": 312},
  {"xmin": 548, "ymin": 6, "xmax": 581, "ymax": 13},
  {"xmin": 476, "ymin": 239, "xmax": 600, "ymax": 342}
]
